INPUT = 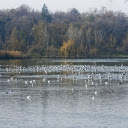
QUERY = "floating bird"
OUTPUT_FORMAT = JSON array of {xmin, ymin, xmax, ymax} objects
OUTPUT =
[
  {"xmin": 10, "ymin": 90, "xmax": 13, "ymax": 93},
  {"xmin": 43, "ymin": 79, "xmax": 46, "ymax": 82},
  {"xmin": 105, "ymin": 82, "xmax": 108, "ymax": 85},
  {"xmin": 95, "ymin": 91, "xmax": 97, "ymax": 95},
  {"xmin": 27, "ymin": 96, "xmax": 31, "ymax": 100},
  {"xmin": 25, "ymin": 81, "xmax": 28, "ymax": 84},
  {"xmin": 92, "ymin": 96, "xmax": 95, "ymax": 100},
  {"xmin": 48, "ymin": 80, "xmax": 50, "ymax": 84}
]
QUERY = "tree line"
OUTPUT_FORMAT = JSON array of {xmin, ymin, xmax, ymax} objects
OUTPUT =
[{"xmin": 0, "ymin": 4, "xmax": 128, "ymax": 58}]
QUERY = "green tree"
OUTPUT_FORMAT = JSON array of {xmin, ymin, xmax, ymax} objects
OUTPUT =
[{"xmin": 42, "ymin": 4, "xmax": 52, "ymax": 23}]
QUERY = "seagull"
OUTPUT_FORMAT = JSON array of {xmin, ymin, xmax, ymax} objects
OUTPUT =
[
  {"xmin": 85, "ymin": 85, "xmax": 88, "ymax": 88},
  {"xmin": 95, "ymin": 91, "xmax": 97, "ymax": 95},
  {"xmin": 10, "ymin": 90, "xmax": 13, "ymax": 93},
  {"xmin": 92, "ymin": 96, "xmax": 95, "ymax": 100},
  {"xmin": 43, "ymin": 79, "xmax": 46, "ymax": 82},
  {"xmin": 25, "ymin": 81, "xmax": 28, "ymax": 84},
  {"xmin": 27, "ymin": 96, "xmax": 31, "ymax": 100},
  {"xmin": 105, "ymin": 82, "xmax": 108, "ymax": 85},
  {"xmin": 48, "ymin": 80, "xmax": 50, "ymax": 84}
]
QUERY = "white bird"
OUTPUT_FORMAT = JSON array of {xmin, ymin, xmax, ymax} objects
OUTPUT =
[
  {"xmin": 10, "ymin": 90, "xmax": 13, "ymax": 93},
  {"xmin": 27, "ymin": 96, "xmax": 31, "ymax": 100},
  {"xmin": 33, "ymin": 80, "xmax": 36, "ymax": 83},
  {"xmin": 48, "ymin": 80, "xmax": 50, "ymax": 84},
  {"xmin": 92, "ymin": 82, "xmax": 94, "ymax": 85},
  {"xmin": 7, "ymin": 79, "xmax": 10, "ymax": 82},
  {"xmin": 43, "ymin": 79, "xmax": 45, "ymax": 82},
  {"xmin": 95, "ymin": 91, "xmax": 97, "ymax": 95},
  {"xmin": 25, "ymin": 81, "xmax": 28, "ymax": 84},
  {"xmin": 85, "ymin": 85, "xmax": 88, "ymax": 88},
  {"xmin": 92, "ymin": 96, "xmax": 95, "ymax": 100},
  {"xmin": 30, "ymin": 81, "xmax": 33, "ymax": 84},
  {"xmin": 105, "ymin": 82, "xmax": 108, "ymax": 85}
]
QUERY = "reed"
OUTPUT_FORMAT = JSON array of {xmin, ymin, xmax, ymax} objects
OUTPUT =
[{"xmin": 0, "ymin": 50, "xmax": 27, "ymax": 59}]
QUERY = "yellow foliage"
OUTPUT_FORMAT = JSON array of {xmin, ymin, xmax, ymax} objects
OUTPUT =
[{"xmin": 60, "ymin": 40, "xmax": 75, "ymax": 57}]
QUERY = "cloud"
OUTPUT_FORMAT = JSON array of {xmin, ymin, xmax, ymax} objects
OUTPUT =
[
  {"xmin": 124, "ymin": 0, "xmax": 128, "ymax": 2},
  {"xmin": 109, "ymin": 0, "xmax": 128, "ymax": 2}
]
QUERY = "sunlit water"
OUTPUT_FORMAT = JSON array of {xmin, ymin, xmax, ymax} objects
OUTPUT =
[{"xmin": 0, "ymin": 58, "xmax": 128, "ymax": 128}]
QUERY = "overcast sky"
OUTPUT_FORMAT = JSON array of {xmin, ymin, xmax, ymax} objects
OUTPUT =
[{"xmin": 1, "ymin": 0, "xmax": 128, "ymax": 13}]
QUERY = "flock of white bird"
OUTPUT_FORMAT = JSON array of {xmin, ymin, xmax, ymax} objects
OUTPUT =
[{"xmin": 0, "ymin": 63, "xmax": 128, "ymax": 101}]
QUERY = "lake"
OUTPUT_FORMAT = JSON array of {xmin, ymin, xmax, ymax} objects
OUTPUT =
[{"xmin": 0, "ymin": 58, "xmax": 128, "ymax": 128}]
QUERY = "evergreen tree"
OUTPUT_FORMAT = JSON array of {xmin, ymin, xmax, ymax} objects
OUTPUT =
[{"xmin": 41, "ymin": 4, "xmax": 52, "ymax": 23}]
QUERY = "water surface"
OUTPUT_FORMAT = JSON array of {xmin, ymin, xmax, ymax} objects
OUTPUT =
[{"xmin": 0, "ymin": 58, "xmax": 128, "ymax": 128}]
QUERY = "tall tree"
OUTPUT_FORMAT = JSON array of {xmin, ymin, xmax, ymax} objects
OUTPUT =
[
  {"xmin": 7, "ymin": 27, "xmax": 26, "ymax": 51},
  {"xmin": 42, "ymin": 4, "xmax": 52, "ymax": 23},
  {"xmin": 8, "ymin": 27, "xmax": 20, "ymax": 51}
]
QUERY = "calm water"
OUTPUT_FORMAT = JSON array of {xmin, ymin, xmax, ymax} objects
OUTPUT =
[{"xmin": 0, "ymin": 58, "xmax": 128, "ymax": 128}]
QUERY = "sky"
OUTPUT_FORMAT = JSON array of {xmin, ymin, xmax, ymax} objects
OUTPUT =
[{"xmin": 0, "ymin": 0, "xmax": 128, "ymax": 14}]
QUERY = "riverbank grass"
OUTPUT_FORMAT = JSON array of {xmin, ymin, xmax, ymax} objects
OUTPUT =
[{"xmin": 0, "ymin": 50, "xmax": 27, "ymax": 59}]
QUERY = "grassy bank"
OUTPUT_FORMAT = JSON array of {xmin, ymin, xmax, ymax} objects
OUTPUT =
[{"xmin": 0, "ymin": 50, "xmax": 128, "ymax": 59}]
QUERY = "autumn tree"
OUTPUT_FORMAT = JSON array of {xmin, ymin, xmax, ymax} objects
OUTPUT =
[
  {"xmin": 60, "ymin": 40, "xmax": 75, "ymax": 58},
  {"xmin": 7, "ymin": 27, "xmax": 26, "ymax": 52},
  {"xmin": 31, "ymin": 22, "xmax": 50, "ymax": 56},
  {"xmin": 8, "ymin": 27, "xmax": 20, "ymax": 51}
]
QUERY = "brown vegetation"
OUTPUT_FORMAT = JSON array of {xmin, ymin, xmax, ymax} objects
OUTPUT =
[{"xmin": 0, "ymin": 50, "xmax": 26, "ymax": 59}]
